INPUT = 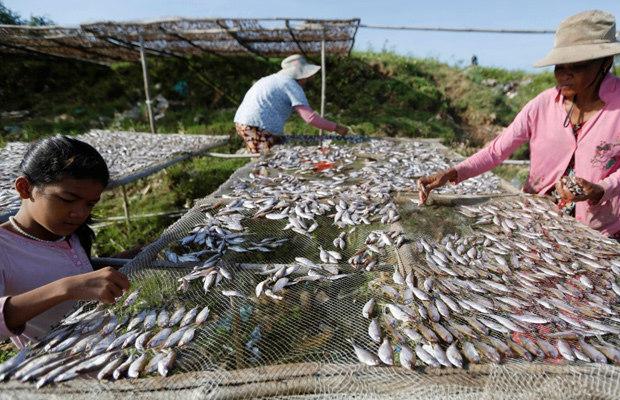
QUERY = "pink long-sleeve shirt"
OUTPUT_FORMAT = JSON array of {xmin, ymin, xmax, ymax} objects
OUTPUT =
[
  {"xmin": 0, "ymin": 227, "xmax": 92, "ymax": 348},
  {"xmin": 455, "ymin": 73, "xmax": 620, "ymax": 236},
  {"xmin": 295, "ymin": 105, "xmax": 338, "ymax": 132}
]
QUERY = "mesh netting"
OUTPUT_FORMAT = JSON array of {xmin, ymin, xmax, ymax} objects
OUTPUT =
[{"xmin": 3, "ymin": 138, "xmax": 620, "ymax": 400}]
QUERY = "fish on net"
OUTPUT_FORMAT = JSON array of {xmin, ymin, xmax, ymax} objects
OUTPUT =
[{"xmin": 3, "ymin": 139, "xmax": 620, "ymax": 399}]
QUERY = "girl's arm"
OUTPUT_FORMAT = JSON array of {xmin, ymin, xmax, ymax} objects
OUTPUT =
[{"xmin": 2, "ymin": 267, "xmax": 129, "ymax": 333}]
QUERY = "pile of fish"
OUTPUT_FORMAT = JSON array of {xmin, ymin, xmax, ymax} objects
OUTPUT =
[
  {"xmin": 285, "ymin": 135, "xmax": 367, "ymax": 145},
  {"xmin": 264, "ymin": 140, "xmax": 504, "ymax": 196},
  {"xmin": 79, "ymin": 130, "xmax": 227, "ymax": 180},
  {"xmin": 351, "ymin": 195, "xmax": 620, "ymax": 369},
  {"xmin": 0, "ymin": 287, "xmax": 210, "ymax": 387},
  {"xmin": 0, "ymin": 130, "xmax": 227, "ymax": 214}
]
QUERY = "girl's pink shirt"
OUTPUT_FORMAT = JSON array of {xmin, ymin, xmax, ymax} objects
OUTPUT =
[
  {"xmin": 0, "ymin": 226, "xmax": 92, "ymax": 348},
  {"xmin": 454, "ymin": 73, "xmax": 620, "ymax": 236}
]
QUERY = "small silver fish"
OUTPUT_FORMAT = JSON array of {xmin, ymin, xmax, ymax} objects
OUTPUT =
[
  {"xmin": 180, "ymin": 307, "xmax": 198, "ymax": 328},
  {"xmin": 446, "ymin": 342, "xmax": 463, "ymax": 368},
  {"xmin": 0, "ymin": 348, "xmax": 29, "ymax": 380},
  {"xmin": 578, "ymin": 337, "xmax": 607, "ymax": 363},
  {"xmin": 122, "ymin": 287, "xmax": 141, "ymax": 307},
  {"xmin": 415, "ymin": 344, "xmax": 440, "ymax": 367},
  {"xmin": 127, "ymin": 353, "xmax": 148, "ymax": 378},
  {"xmin": 505, "ymin": 339, "xmax": 533, "ymax": 362},
  {"xmin": 556, "ymin": 339, "xmax": 575, "ymax": 362},
  {"xmin": 162, "ymin": 327, "xmax": 188, "ymax": 349},
  {"xmin": 178, "ymin": 326, "xmax": 196, "ymax": 348},
  {"xmin": 122, "ymin": 330, "xmax": 142, "ymax": 349},
  {"xmin": 127, "ymin": 309, "xmax": 147, "ymax": 331},
  {"xmin": 168, "ymin": 307, "xmax": 186, "ymax": 327},
  {"xmin": 350, "ymin": 340, "xmax": 381, "ymax": 366},
  {"xmin": 368, "ymin": 319, "xmax": 382, "ymax": 343},
  {"xmin": 272, "ymin": 277, "xmax": 289, "ymax": 293},
  {"xmin": 101, "ymin": 314, "xmax": 120, "ymax": 335},
  {"xmin": 196, "ymin": 306, "xmax": 210, "ymax": 325},
  {"xmin": 48, "ymin": 331, "xmax": 81, "ymax": 353},
  {"xmin": 97, "ymin": 354, "xmax": 126, "ymax": 381},
  {"xmin": 402, "ymin": 328, "xmax": 422, "ymax": 343},
  {"xmin": 462, "ymin": 342, "xmax": 481, "ymax": 364},
  {"xmin": 518, "ymin": 336, "xmax": 545, "ymax": 359},
  {"xmin": 378, "ymin": 338, "xmax": 394, "ymax": 366},
  {"xmin": 148, "ymin": 328, "xmax": 173, "ymax": 348},
  {"xmin": 432, "ymin": 343, "xmax": 452, "ymax": 367},
  {"xmin": 399, "ymin": 344, "xmax": 416, "ymax": 370},
  {"xmin": 143, "ymin": 310, "xmax": 158, "ymax": 331},
  {"xmin": 158, "ymin": 350, "xmax": 177, "ymax": 377},
  {"xmin": 158, "ymin": 310, "xmax": 170, "ymax": 327},
  {"xmin": 473, "ymin": 339, "xmax": 501, "ymax": 364},
  {"xmin": 222, "ymin": 290, "xmax": 247, "ymax": 298},
  {"xmin": 144, "ymin": 352, "xmax": 166, "ymax": 375},
  {"xmin": 535, "ymin": 337, "xmax": 559, "ymax": 358},
  {"xmin": 135, "ymin": 331, "xmax": 152, "ymax": 352},
  {"xmin": 35, "ymin": 358, "xmax": 83, "ymax": 389},
  {"xmin": 89, "ymin": 333, "xmax": 117, "ymax": 356},
  {"xmin": 113, "ymin": 353, "xmax": 135, "ymax": 380}
]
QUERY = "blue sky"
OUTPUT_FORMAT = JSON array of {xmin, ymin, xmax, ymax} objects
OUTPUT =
[{"xmin": 5, "ymin": 0, "xmax": 620, "ymax": 72}]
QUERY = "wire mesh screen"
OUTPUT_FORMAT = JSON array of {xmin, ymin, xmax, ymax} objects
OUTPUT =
[{"xmin": 3, "ymin": 138, "xmax": 620, "ymax": 400}]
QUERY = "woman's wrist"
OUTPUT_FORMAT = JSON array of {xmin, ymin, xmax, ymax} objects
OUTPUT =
[
  {"xmin": 446, "ymin": 167, "xmax": 458, "ymax": 183},
  {"xmin": 589, "ymin": 184, "xmax": 605, "ymax": 205}
]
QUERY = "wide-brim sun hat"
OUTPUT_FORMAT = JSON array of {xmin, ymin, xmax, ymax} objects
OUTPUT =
[
  {"xmin": 278, "ymin": 54, "xmax": 321, "ymax": 80},
  {"xmin": 533, "ymin": 10, "xmax": 620, "ymax": 67}
]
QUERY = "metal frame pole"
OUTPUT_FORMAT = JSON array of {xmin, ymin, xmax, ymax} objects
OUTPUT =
[
  {"xmin": 319, "ymin": 26, "xmax": 326, "ymax": 149},
  {"xmin": 139, "ymin": 33, "xmax": 157, "ymax": 134},
  {"xmin": 121, "ymin": 184, "xmax": 131, "ymax": 225}
]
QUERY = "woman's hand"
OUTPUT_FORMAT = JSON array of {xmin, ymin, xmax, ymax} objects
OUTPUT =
[
  {"xmin": 62, "ymin": 267, "xmax": 130, "ymax": 305},
  {"xmin": 555, "ymin": 176, "xmax": 604, "ymax": 204},
  {"xmin": 417, "ymin": 168, "xmax": 458, "ymax": 206},
  {"xmin": 334, "ymin": 125, "xmax": 348, "ymax": 137}
]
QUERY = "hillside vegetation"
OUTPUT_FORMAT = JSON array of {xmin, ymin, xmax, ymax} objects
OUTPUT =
[{"xmin": 0, "ymin": 52, "xmax": 563, "ymax": 146}]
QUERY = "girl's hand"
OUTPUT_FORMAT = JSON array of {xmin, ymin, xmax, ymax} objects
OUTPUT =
[
  {"xmin": 417, "ymin": 168, "xmax": 458, "ymax": 206},
  {"xmin": 63, "ymin": 267, "xmax": 130, "ymax": 304},
  {"xmin": 555, "ymin": 177, "xmax": 604, "ymax": 204}
]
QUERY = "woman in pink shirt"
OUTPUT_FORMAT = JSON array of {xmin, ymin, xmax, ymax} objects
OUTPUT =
[
  {"xmin": 418, "ymin": 10, "xmax": 620, "ymax": 237},
  {"xmin": 0, "ymin": 135, "xmax": 131, "ymax": 347}
]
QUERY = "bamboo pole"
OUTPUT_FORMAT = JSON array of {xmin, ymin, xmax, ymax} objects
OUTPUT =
[
  {"xmin": 319, "ymin": 25, "xmax": 326, "ymax": 149},
  {"xmin": 121, "ymin": 184, "xmax": 131, "ymax": 225},
  {"xmin": 139, "ymin": 33, "xmax": 157, "ymax": 134}
]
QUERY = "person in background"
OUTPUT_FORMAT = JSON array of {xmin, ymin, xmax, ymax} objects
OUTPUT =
[
  {"xmin": 234, "ymin": 54, "xmax": 349, "ymax": 154},
  {"xmin": 417, "ymin": 10, "xmax": 620, "ymax": 238},
  {"xmin": 0, "ymin": 135, "xmax": 137, "ymax": 348}
]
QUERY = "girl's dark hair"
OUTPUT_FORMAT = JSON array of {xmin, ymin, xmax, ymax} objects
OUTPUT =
[{"xmin": 19, "ymin": 134, "xmax": 109, "ymax": 257}]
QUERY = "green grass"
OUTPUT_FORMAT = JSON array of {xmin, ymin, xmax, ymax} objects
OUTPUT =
[{"xmin": 92, "ymin": 141, "xmax": 247, "ymax": 257}]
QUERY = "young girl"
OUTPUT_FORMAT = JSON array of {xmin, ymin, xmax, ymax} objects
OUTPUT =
[{"xmin": 0, "ymin": 135, "xmax": 131, "ymax": 348}]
